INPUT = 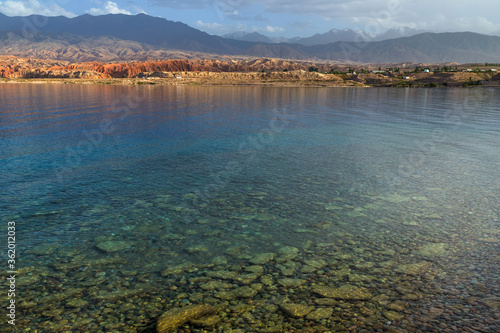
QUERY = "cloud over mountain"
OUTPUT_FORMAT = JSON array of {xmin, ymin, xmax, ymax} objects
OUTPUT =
[
  {"xmin": 147, "ymin": 0, "xmax": 500, "ymax": 35},
  {"xmin": 0, "ymin": 0, "xmax": 75, "ymax": 17},
  {"xmin": 88, "ymin": 1, "xmax": 132, "ymax": 16}
]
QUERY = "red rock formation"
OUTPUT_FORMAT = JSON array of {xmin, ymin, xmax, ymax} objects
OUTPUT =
[{"xmin": 0, "ymin": 55, "xmax": 359, "ymax": 79}]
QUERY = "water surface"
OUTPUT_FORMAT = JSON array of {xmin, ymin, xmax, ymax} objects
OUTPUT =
[{"xmin": 1, "ymin": 84, "xmax": 499, "ymax": 332}]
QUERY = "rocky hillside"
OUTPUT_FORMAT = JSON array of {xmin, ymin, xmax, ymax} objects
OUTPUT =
[{"xmin": 0, "ymin": 56, "xmax": 346, "ymax": 79}]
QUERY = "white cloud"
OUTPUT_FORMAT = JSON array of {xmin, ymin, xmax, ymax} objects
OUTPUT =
[
  {"xmin": 195, "ymin": 20, "xmax": 229, "ymax": 33},
  {"xmin": 195, "ymin": 20, "xmax": 286, "ymax": 36},
  {"xmin": 0, "ymin": 0, "xmax": 75, "ymax": 17},
  {"xmin": 264, "ymin": 25, "xmax": 285, "ymax": 33},
  {"xmin": 420, "ymin": 16, "xmax": 500, "ymax": 34},
  {"xmin": 195, "ymin": 20, "xmax": 247, "ymax": 35},
  {"xmin": 261, "ymin": 0, "xmax": 500, "ymax": 34},
  {"xmin": 195, "ymin": 20, "xmax": 252, "ymax": 35},
  {"xmin": 88, "ymin": 1, "xmax": 132, "ymax": 15},
  {"xmin": 130, "ymin": 5, "xmax": 147, "ymax": 15}
]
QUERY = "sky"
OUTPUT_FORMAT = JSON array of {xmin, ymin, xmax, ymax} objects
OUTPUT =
[{"xmin": 1, "ymin": 0, "xmax": 500, "ymax": 38}]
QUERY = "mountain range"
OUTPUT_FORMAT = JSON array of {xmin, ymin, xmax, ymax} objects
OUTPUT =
[
  {"xmin": 223, "ymin": 31, "xmax": 286, "ymax": 44},
  {"xmin": 224, "ymin": 27, "xmax": 427, "ymax": 46},
  {"xmin": 1, "ymin": 12, "xmax": 500, "ymax": 64}
]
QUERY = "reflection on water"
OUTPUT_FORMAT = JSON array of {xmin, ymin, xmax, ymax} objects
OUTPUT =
[{"xmin": 1, "ymin": 84, "xmax": 499, "ymax": 332}]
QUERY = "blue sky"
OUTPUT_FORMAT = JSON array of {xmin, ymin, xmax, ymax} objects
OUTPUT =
[{"xmin": 1, "ymin": 0, "xmax": 500, "ymax": 38}]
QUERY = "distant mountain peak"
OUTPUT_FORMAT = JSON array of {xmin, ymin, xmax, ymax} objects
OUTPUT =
[
  {"xmin": 222, "ymin": 26, "xmax": 428, "ymax": 46},
  {"xmin": 223, "ymin": 31, "xmax": 288, "ymax": 44}
]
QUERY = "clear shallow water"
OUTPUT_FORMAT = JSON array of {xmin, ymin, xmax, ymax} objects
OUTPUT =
[{"xmin": 1, "ymin": 83, "xmax": 499, "ymax": 332}]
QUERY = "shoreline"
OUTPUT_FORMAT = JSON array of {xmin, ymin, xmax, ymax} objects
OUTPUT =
[
  {"xmin": 1, "ymin": 76, "xmax": 499, "ymax": 88},
  {"xmin": 2, "ymin": 56, "xmax": 499, "ymax": 88}
]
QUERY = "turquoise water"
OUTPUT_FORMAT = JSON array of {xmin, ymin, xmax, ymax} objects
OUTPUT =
[{"xmin": 1, "ymin": 84, "xmax": 499, "ymax": 332}]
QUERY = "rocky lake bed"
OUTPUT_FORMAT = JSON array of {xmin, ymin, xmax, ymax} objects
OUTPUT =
[{"xmin": 5, "ymin": 188, "xmax": 499, "ymax": 333}]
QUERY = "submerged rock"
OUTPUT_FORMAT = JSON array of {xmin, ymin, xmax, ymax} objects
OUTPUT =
[
  {"xmin": 96, "ymin": 240, "xmax": 131, "ymax": 253},
  {"xmin": 190, "ymin": 314, "xmax": 221, "ymax": 327},
  {"xmin": 16, "ymin": 275, "xmax": 40, "ymax": 286},
  {"xmin": 278, "ymin": 246, "xmax": 299, "ymax": 260},
  {"xmin": 93, "ymin": 289, "xmax": 142, "ymax": 302},
  {"xmin": 214, "ymin": 286, "xmax": 257, "ymax": 300},
  {"xmin": 261, "ymin": 325, "xmax": 284, "ymax": 332},
  {"xmin": 199, "ymin": 281, "xmax": 233, "ymax": 291},
  {"xmin": 377, "ymin": 193, "xmax": 410, "ymax": 203},
  {"xmin": 402, "ymin": 220, "xmax": 420, "ymax": 226},
  {"xmin": 315, "ymin": 298, "xmax": 337, "ymax": 306},
  {"xmin": 161, "ymin": 262, "xmax": 194, "ymax": 276},
  {"xmin": 280, "ymin": 303, "xmax": 314, "ymax": 318},
  {"xmin": 311, "ymin": 220, "xmax": 333, "ymax": 229},
  {"xmin": 416, "ymin": 242, "xmax": 448, "ymax": 257},
  {"xmin": 312, "ymin": 285, "xmax": 373, "ymax": 300},
  {"xmin": 250, "ymin": 253, "xmax": 275, "ymax": 265},
  {"xmin": 26, "ymin": 243, "xmax": 60, "ymax": 255},
  {"xmin": 306, "ymin": 307, "xmax": 334, "ymax": 320},
  {"xmin": 278, "ymin": 278, "xmax": 306, "ymax": 288},
  {"xmin": 234, "ymin": 273, "xmax": 260, "ymax": 285},
  {"xmin": 206, "ymin": 270, "xmax": 237, "ymax": 279},
  {"xmin": 64, "ymin": 298, "xmax": 88, "ymax": 308},
  {"xmin": 383, "ymin": 310, "xmax": 404, "ymax": 321},
  {"xmin": 481, "ymin": 298, "xmax": 500, "ymax": 309},
  {"xmin": 303, "ymin": 259, "xmax": 326, "ymax": 269},
  {"xmin": 186, "ymin": 245, "xmax": 209, "ymax": 254},
  {"xmin": 234, "ymin": 286, "xmax": 259, "ymax": 298},
  {"xmin": 211, "ymin": 256, "xmax": 228, "ymax": 265},
  {"xmin": 157, "ymin": 304, "xmax": 216, "ymax": 333},
  {"xmin": 41, "ymin": 308, "xmax": 64, "ymax": 317},
  {"xmin": 245, "ymin": 265, "xmax": 265, "ymax": 274},
  {"xmin": 395, "ymin": 261, "xmax": 432, "ymax": 275}
]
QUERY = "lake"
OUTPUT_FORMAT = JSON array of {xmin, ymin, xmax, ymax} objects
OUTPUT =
[{"xmin": 1, "ymin": 83, "xmax": 499, "ymax": 332}]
